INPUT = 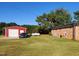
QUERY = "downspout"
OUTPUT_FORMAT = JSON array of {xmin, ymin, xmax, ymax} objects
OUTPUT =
[{"xmin": 72, "ymin": 23, "xmax": 76, "ymax": 40}]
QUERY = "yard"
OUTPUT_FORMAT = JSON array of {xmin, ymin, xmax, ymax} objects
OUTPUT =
[{"xmin": 0, "ymin": 35, "xmax": 79, "ymax": 56}]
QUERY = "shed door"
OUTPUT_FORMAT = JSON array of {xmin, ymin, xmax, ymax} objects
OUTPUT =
[{"xmin": 8, "ymin": 29, "xmax": 19, "ymax": 38}]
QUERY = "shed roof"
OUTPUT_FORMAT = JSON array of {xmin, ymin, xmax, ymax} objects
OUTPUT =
[{"xmin": 5, "ymin": 26, "xmax": 27, "ymax": 29}]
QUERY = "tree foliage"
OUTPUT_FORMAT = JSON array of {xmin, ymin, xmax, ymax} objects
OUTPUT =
[
  {"xmin": 7, "ymin": 22, "xmax": 18, "ymax": 26},
  {"xmin": 74, "ymin": 11, "xmax": 79, "ymax": 22},
  {"xmin": 36, "ymin": 8, "xmax": 72, "ymax": 29},
  {"xmin": 21, "ymin": 25, "xmax": 39, "ymax": 33},
  {"xmin": 36, "ymin": 8, "xmax": 72, "ymax": 34}
]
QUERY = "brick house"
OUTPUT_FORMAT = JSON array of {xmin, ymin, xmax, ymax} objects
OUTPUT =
[{"xmin": 51, "ymin": 23, "xmax": 79, "ymax": 40}]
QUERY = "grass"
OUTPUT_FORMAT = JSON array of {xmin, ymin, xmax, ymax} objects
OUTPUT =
[{"xmin": 0, "ymin": 35, "xmax": 79, "ymax": 56}]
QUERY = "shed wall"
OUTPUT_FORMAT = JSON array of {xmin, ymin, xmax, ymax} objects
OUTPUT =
[{"xmin": 4, "ymin": 26, "xmax": 27, "ymax": 38}]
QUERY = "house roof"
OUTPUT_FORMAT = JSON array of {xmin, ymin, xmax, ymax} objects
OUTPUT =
[{"xmin": 52, "ymin": 23, "xmax": 79, "ymax": 30}]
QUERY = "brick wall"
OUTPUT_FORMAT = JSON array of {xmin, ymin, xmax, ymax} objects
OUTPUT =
[
  {"xmin": 51, "ymin": 28, "xmax": 73, "ymax": 39},
  {"xmin": 74, "ymin": 26, "xmax": 79, "ymax": 40}
]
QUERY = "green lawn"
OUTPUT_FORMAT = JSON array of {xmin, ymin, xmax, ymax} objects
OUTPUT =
[{"xmin": 0, "ymin": 35, "xmax": 79, "ymax": 56}]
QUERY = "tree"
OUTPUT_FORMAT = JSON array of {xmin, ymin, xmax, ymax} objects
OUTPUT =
[
  {"xmin": 36, "ymin": 8, "xmax": 72, "ymax": 33},
  {"xmin": 0, "ymin": 22, "xmax": 7, "ymax": 35},
  {"xmin": 54, "ymin": 8, "xmax": 72, "ymax": 26},
  {"xmin": 7, "ymin": 22, "xmax": 18, "ymax": 26},
  {"xmin": 36, "ymin": 8, "xmax": 72, "ymax": 27},
  {"xmin": 74, "ymin": 10, "xmax": 79, "ymax": 22}
]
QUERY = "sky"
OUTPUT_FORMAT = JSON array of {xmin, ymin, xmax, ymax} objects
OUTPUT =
[{"xmin": 0, "ymin": 2, "xmax": 79, "ymax": 25}]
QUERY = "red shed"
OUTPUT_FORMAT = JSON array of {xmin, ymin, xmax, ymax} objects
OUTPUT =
[{"xmin": 4, "ymin": 26, "xmax": 27, "ymax": 38}]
